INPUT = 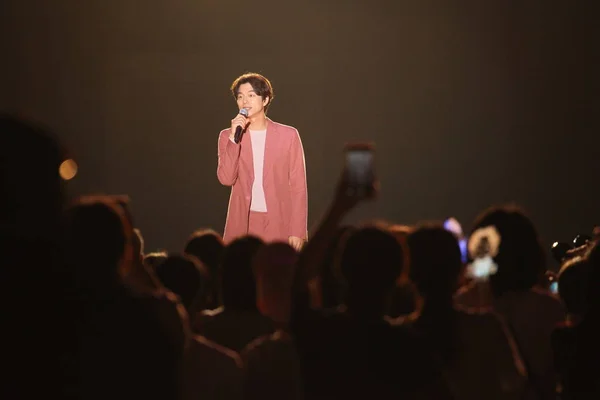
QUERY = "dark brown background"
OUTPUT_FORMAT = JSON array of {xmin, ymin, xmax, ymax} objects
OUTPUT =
[{"xmin": 1, "ymin": 1, "xmax": 594, "ymax": 267}]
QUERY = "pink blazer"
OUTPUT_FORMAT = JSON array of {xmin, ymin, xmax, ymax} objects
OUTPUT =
[{"xmin": 217, "ymin": 118, "xmax": 308, "ymax": 243}]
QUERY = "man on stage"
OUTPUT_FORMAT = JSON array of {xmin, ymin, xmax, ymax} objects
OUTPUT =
[{"xmin": 217, "ymin": 72, "xmax": 308, "ymax": 251}]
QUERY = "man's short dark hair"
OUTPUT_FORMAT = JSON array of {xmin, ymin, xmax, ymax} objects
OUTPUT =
[{"xmin": 230, "ymin": 72, "xmax": 275, "ymax": 112}]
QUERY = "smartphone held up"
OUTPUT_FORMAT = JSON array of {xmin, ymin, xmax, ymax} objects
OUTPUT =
[{"xmin": 343, "ymin": 143, "xmax": 377, "ymax": 199}]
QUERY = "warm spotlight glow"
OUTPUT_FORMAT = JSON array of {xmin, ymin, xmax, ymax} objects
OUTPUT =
[{"xmin": 59, "ymin": 159, "xmax": 78, "ymax": 180}]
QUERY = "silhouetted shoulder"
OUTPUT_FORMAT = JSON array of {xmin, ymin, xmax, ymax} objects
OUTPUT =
[
  {"xmin": 192, "ymin": 334, "xmax": 243, "ymax": 367},
  {"xmin": 183, "ymin": 334, "xmax": 244, "ymax": 399},
  {"xmin": 241, "ymin": 330, "xmax": 303, "ymax": 400},
  {"xmin": 193, "ymin": 306, "xmax": 225, "ymax": 332},
  {"xmin": 201, "ymin": 306, "xmax": 225, "ymax": 318},
  {"xmin": 454, "ymin": 305, "xmax": 518, "ymax": 340},
  {"xmin": 454, "ymin": 306, "xmax": 517, "ymax": 340},
  {"xmin": 242, "ymin": 330, "xmax": 293, "ymax": 356}
]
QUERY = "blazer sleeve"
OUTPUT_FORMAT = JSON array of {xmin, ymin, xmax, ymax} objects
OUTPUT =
[
  {"xmin": 288, "ymin": 129, "xmax": 308, "ymax": 240},
  {"xmin": 217, "ymin": 129, "xmax": 241, "ymax": 186}
]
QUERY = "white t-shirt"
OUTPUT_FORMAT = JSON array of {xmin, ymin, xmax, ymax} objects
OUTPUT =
[
  {"xmin": 229, "ymin": 130, "xmax": 268, "ymax": 212},
  {"xmin": 249, "ymin": 129, "xmax": 267, "ymax": 212}
]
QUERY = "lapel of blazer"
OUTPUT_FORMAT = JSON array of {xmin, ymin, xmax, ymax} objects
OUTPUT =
[
  {"xmin": 263, "ymin": 118, "xmax": 277, "ymax": 182},
  {"xmin": 241, "ymin": 124, "xmax": 254, "ymax": 183}
]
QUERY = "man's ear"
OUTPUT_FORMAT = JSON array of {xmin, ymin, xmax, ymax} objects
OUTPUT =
[{"xmin": 263, "ymin": 96, "xmax": 270, "ymax": 107}]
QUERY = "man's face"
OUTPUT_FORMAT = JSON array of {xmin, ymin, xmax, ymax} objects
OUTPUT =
[{"xmin": 236, "ymin": 82, "xmax": 269, "ymax": 118}]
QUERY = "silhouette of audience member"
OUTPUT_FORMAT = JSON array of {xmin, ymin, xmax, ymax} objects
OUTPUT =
[
  {"xmin": 76, "ymin": 196, "xmax": 191, "ymax": 370},
  {"xmin": 556, "ymin": 256, "xmax": 589, "ymax": 326},
  {"xmin": 548, "ymin": 241, "xmax": 600, "ymax": 399},
  {"xmin": 0, "ymin": 115, "xmax": 66, "ymax": 240},
  {"xmin": 455, "ymin": 205, "xmax": 565, "ymax": 399},
  {"xmin": 406, "ymin": 224, "xmax": 529, "ymax": 400},
  {"xmin": 155, "ymin": 255, "xmax": 243, "ymax": 400},
  {"xmin": 1, "ymin": 115, "xmax": 75, "ymax": 398},
  {"xmin": 155, "ymin": 255, "xmax": 209, "ymax": 319},
  {"xmin": 574, "ymin": 241, "xmax": 600, "ymax": 396},
  {"xmin": 387, "ymin": 223, "xmax": 418, "ymax": 318},
  {"xmin": 113, "ymin": 200, "xmax": 164, "ymax": 291},
  {"xmin": 194, "ymin": 236, "xmax": 274, "ymax": 352},
  {"xmin": 144, "ymin": 250, "xmax": 169, "ymax": 269},
  {"xmin": 252, "ymin": 243, "xmax": 298, "ymax": 327},
  {"xmin": 552, "ymin": 256, "xmax": 591, "ymax": 399},
  {"xmin": 132, "ymin": 228, "xmax": 145, "ymax": 258},
  {"xmin": 131, "ymin": 226, "xmax": 163, "ymax": 290},
  {"xmin": 64, "ymin": 196, "xmax": 183, "ymax": 399},
  {"xmin": 295, "ymin": 224, "xmax": 452, "ymax": 399},
  {"xmin": 111, "ymin": 199, "xmax": 190, "ymax": 363},
  {"xmin": 184, "ymin": 228, "xmax": 225, "ymax": 309},
  {"xmin": 315, "ymin": 225, "xmax": 353, "ymax": 310},
  {"xmin": 288, "ymin": 168, "xmax": 452, "ymax": 399},
  {"xmin": 242, "ymin": 242, "xmax": 303, "ymax": 400}
]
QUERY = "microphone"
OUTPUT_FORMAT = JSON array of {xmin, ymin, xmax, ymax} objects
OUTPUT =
[{"xmin": 234, "ymin": 108, "xmax": 249, "ymax": 144}]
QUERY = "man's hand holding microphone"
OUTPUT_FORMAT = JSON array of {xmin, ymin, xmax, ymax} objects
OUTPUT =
[{"xmin": 230, "ymin": 108, "xmax": 249, "ymax": 143}]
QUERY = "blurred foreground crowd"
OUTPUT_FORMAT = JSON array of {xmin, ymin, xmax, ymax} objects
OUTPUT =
[{"xmin": 2, "ymin": 114, "xmax": 599, "ymax": 400}]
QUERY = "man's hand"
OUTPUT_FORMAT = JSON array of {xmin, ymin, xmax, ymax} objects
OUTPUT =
[
  {"xmin": 331, "ymin": 168, "xmax": 379, "ymax": 215},
  {"xmin": 230, "ymin": 112, "xmax": 248, "ymax": 141},
  {"xmin": 288, "ymin": 236, "xmax": 305, "ymax": 251}
]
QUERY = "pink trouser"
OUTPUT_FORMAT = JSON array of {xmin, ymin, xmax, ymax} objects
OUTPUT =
[{"xmin": 247, "ymin": 211, "xmax": 288, "ymax": 243}]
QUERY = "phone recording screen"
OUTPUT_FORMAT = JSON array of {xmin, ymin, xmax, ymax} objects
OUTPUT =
[{"xmin": 346, "ymin": 150, "xmax": 373, "ymax": 188}]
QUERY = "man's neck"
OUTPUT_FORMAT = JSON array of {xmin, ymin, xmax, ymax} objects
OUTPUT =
[{"xmin": 248, "ymin": 114, "xmax": 267, "ymax": 131}]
